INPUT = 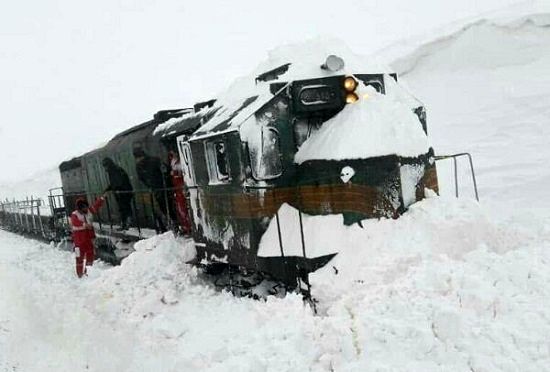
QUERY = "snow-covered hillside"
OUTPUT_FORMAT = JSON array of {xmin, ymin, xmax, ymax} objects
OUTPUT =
[
  {"xmin": 0, "ymin": 167, "xmax": 61, "ymax": 206},
  {"xmin": 394, "ymin": 11, "xmax": 550, "ymax": 223},
  {"xmin": 2, "ymin": 6, "xmax": 550, "ymax": 372}
]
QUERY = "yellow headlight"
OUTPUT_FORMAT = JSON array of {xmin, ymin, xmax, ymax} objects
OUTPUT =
[
  {"xmin": 344, "ymin": 76, "xmax": 358, "ymax": 92},
  {"xmin": 346, "ymin": 93, "xmax": 359, "ymax": 104}
]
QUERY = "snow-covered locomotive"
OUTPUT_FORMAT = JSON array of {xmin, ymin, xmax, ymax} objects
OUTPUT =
[{"xmin": 52, "ymin": 47, "xmax": 438, "ymax": 289}]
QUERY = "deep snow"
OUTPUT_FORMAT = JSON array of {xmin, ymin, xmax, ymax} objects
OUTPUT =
[
  {"xmin": 2, "ymin": 196, "xmax": 550, "ymax": 371},
  {"xmin": 2, "ymin": 5, "xmax": 550, "ymax": 372}
]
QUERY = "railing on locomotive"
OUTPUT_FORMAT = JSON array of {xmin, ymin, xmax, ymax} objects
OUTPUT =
[
  {"xmin": 434, "ymin": 153, "xmax": 479, "ymax": 201},
  {"xmin": 61, "ymin": 185, "xmax": 187, "ymax": 238}
]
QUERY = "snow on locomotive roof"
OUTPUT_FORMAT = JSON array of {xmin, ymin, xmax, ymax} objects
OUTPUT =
[
  {"xmin": 186, "ymin": 38, "xmax": 393, "ymax": 141},
  {"xmin": 252, "ymin": 37, "xmax": 391, "ymax": 81},
  {"xmin": 294, "ymin": 76, "xmax": 429, "ymax": 163}
]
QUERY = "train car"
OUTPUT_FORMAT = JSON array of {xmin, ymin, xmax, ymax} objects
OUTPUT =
[{"xmin": 54, "ymin": 51, "xmax": 439, "ymax": 290}]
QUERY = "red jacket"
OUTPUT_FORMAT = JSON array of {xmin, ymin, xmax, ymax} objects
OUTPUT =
[{"xmin": 70, "ymin": 197, "xmax": 104, "ymax": 247}]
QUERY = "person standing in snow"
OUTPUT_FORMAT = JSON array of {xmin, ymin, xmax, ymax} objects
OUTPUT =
[
  {"xmin": 101, "ymin": 157, "xmax": 134, "ymax": 230},
  {"xmin": 70, "ymin": 196, "xmax": 106, "ymax": 278},
  {"xmin": 133, "ymin": 146, "xmax": 176, "ymax": 232},
  {"xmin": 168, "ymin": 150, "xmax": 192, "ymax": 235}
]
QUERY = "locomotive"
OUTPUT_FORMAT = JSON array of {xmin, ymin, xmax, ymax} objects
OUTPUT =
[{"xmin": 3, "ymin": 51, "xmax": 443, "ymax": 293}]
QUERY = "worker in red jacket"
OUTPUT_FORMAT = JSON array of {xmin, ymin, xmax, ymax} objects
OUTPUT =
[
  {"xmin": 168, "ymin": 150, "xmax": 192, "ymax": 235},
  {"xmin": 70, "ymin": 195, "xmax": 106, "ymax": 278}
]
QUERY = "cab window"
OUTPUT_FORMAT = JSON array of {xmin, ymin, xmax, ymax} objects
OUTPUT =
[
  {"xmin": 250, "ymin": 127, "xmax": 282, "ymax": 180},
  {"xmin": 205, "ymin": 140, "xmax": 230, "ymax": 184}
]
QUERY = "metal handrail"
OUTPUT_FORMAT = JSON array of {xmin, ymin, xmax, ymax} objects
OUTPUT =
[
  {"xmin": 0, "ymin": 197, "xmax": 52, "ymax": 239},
  {"xmin": 435, "ymin": 153, "xmax": 479, "ymax": 201},
  {"xmin": 45, "ymin": 185, "xmax": 189, "ymax": 237}
]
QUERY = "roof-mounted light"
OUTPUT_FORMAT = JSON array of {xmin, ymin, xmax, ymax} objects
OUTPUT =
[{"xmin": 321, "ymin": 55, "xmax": 345, "ymax": 72}]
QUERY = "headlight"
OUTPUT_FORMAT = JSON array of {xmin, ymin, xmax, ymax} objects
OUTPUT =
[
  {"xmin": 345, "ymin": 93, "xmax": 359, "ymax": 104},
  {"xmin": 344, "ymin": 76, "xmax": 358, "ymax": 92}
]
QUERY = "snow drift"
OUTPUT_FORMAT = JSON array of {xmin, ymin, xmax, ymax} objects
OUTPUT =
[{"xmin": 389, "ymin": 8, "xmax": 550, "ymax": 220}]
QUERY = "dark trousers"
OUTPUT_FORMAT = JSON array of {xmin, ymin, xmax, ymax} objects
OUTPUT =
[{"xmin": 115, "ymin": 193, "xmax": 133, "ymax": 223}]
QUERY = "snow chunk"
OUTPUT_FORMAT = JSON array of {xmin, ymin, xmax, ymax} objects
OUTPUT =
[
  {"xmin": 152, "ymin": 116, "xmax": 183, "ymax": 135},
  {"xmin": 257, "ymin": 203, "xmax": 343, "ymax": 258},
  {"xmin": 294, "ymin": 77, "xmax": 429, "ymax": 164}
]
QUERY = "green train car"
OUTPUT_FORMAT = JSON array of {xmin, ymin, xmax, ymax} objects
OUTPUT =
[{"xmin": 59, "ymin": 54, "xmax": 438, "ymax": 288}]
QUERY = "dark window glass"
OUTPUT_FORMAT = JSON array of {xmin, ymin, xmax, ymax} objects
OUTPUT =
[{"xmin": 205, "ymin": 140, "xmax": 230, "ymax": 184}]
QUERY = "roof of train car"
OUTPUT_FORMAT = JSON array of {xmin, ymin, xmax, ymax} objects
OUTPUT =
[
  {"xmin": 59, "ymin": 156, "xmax": 82, "ymax": 172},
  {"xmin": 59, "ymin": 109, "xmax": 191, "ymax": 169},
  {"xmin": 153, "ymin": 105, "xmax": 218, "ymax": 142},
  {"xmin": 113, "ymin": 108, "xmax": 192, "ymax": 140}
]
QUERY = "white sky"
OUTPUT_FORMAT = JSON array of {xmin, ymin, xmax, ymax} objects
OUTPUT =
[{"xmin": 0, "ymin": 0, "xmax": 524, "ymax": 184}]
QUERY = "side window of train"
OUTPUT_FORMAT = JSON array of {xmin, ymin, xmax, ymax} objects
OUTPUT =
[
  {"xmin": 205, "ymin": 140, "xmax": 231, "ymax": 184},
  {"xmin": 178, "ymin": 141, "xmax": 196, "ymax": 186},
  {"xmin": 250, "ymin": 127, "xmax": 282, "ymax": 180}
]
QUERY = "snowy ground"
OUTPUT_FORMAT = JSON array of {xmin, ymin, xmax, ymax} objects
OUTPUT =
[
  {"xmin": 2, "ymin": 6, "xmax": 550, "ymax": 372},
  {"xmin": 2, "ymin": 196, "xmax": 550, "ymax": 371}
]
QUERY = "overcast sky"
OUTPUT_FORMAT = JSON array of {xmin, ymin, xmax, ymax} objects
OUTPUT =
[{"xmin": 0, "ymin": 0, "xmax": 524, "ymax": 184}]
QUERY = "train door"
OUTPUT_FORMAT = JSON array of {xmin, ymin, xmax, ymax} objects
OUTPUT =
[{"xmin": 177, "ymin": 136, "xmax": 196, "ymax": 187}]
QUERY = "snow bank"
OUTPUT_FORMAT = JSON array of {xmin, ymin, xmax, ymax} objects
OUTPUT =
[
  {"xmin": 307, "ymin": 196, "xmax": 525, "ymax": 304},
  {"xmin": 258, "ymin": 196, "xmax": 550, "ymax": 371},
  {"xmin": 85, "ymin": 233, "xmax": 196, "ymax": 322},
  {"xmin": 378, "ymin": 2, "xmax": 550, "ymax": 75},
  {"xmin": 392, "ymin": 6, "xmax": 550, "ymax": 220}
]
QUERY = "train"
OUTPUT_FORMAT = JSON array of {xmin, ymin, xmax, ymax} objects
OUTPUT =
[{"xmin": 1, "ymin": 51, "xmax": 453, "ymax": 296}]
